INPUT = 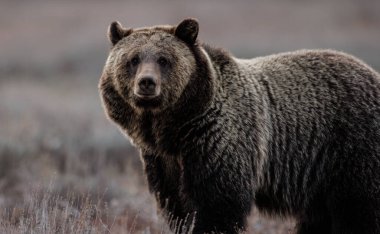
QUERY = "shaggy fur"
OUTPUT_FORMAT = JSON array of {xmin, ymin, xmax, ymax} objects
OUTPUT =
[{"xmin": 99, "ymin": 19, "xmax": 380, "ymax": 234}]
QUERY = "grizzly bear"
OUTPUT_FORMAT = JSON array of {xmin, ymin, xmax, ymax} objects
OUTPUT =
[{"xmin": 99, "ymin": 18, "xmax": 380, "ymax": 234}]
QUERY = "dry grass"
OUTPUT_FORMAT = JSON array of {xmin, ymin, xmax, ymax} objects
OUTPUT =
[
  {"xmin": 0, "ymin": 186, "xmax": 165, "ymax": 234},
  {"xmin": 0, "ymin": 79, "xmax": 162, "ymax": 234}
]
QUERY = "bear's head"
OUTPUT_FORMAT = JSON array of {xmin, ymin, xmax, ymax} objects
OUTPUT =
[{"xmin": 102, "ymin": 18, "xmax": 207, "ymax": 113}]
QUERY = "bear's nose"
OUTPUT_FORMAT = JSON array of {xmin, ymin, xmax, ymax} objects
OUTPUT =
[{"xmin": 138, "ymin": 76, "xmax": 156, "ymax": 95}]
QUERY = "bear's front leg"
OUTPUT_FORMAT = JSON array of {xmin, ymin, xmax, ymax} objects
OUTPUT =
[
  {"xmin": 182, "ymin": 153, "xmax": 255, "ymax": 234},
  {"xmin": 140, "ymin": 151, "xmax": 192, "ymax": 231}
]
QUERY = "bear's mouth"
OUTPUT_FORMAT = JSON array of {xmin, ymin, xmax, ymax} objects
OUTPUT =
[
  {"xmin": 132, "ymin": 95, "xmax": 162, "ymax": 109},
  {"xmin": 135, "ymin": 92, "xmax": 158, "ymax": 99}
]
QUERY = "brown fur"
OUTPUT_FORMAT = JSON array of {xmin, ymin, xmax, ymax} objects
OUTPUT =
[{"xmin": 99, "ymin": 19, "xmax": 380, "ymax": 234}]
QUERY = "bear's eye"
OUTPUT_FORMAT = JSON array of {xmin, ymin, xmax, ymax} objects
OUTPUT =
[
  {"xmin": 158, "ymin": 57, "xmax": 169, "ymax": 67},
  {"xmin": 130, "ymin": 56, "xmax": 140, "ymax": 67}
]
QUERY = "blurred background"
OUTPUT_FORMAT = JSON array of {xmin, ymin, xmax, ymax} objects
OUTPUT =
[{"xmin": 1, "ymin": 0, "xmax": 379, "ymax": 233}]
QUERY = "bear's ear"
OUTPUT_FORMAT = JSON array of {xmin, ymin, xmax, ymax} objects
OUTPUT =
[
  {"xmin": 108, "ymin": 21, "xmax": 132, "ymax": 46},
  {"xmin": 175, "ymin": 18, "xmax": 199, "ymax": 45}
]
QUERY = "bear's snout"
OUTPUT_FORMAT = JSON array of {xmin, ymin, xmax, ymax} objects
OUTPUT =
[
  {"xmin": 137, "ymin": 76, "xmax": 157, "ymax": 95},
  {"xmin": 134, "ymin": 62, "xmax": 161, "ymax": 98}
]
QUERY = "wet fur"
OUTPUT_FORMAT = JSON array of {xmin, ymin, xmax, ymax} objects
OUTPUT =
[{"xmin": 100, "ymin": 20, "xmax": 380, "ymax": 234}]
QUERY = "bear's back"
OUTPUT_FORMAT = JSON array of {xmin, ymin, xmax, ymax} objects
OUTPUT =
[
  {"xmin": 230, "ymin": 49, "xmax": 380, "ymax": 130},
  {"xmin": 210, "ymin": 49, "xmax": 380, "ymax": 214}
]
